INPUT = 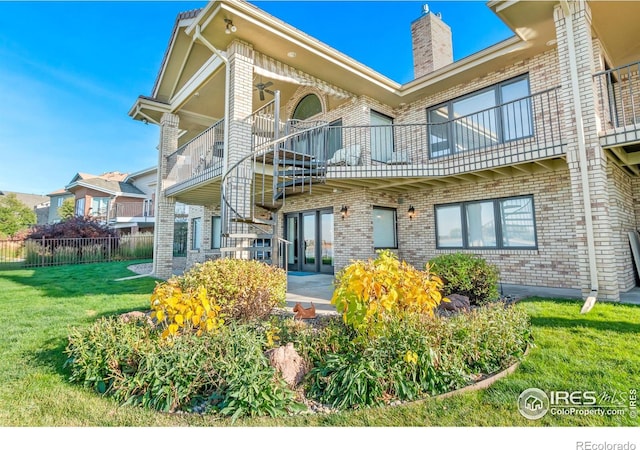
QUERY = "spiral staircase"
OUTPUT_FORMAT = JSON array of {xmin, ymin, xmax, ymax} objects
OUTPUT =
[{"xmin": 219, "ymin": 92, "xmax": 328, "ymax": 268}]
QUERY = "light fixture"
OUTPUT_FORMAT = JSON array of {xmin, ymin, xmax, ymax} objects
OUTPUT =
[
  {"xmin": 408, "ymin": 205, "xmax": 415, "ymax": 220},
  {"xmin": 224, "ymin": 18, "xmax": 237, "ymax": 34},
  {"xmin": 340, "ymin": 205, "xmax": 348, "ymax": 219},
  {"xmin": 141, "ymin": 118, "xmax": 148, "ymax": 125},
  {"xmin": 287, "ymin": 51, "xmax": 297, "ymax": 58}
]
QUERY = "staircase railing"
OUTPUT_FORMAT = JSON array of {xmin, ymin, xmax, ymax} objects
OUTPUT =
[{"xmin": 219, "ymin": 91, "xmax": 330, "ymax": 267}]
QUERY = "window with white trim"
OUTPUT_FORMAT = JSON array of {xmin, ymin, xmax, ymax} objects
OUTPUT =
[
  {"xmin": 373, "ymin": 207, "xmax": 397, "ymax": 249},
  {"xmin": 435, "ymin": 195, "xmax": 536, "ymax": 249}
]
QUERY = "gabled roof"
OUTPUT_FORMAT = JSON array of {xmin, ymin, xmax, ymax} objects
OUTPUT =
[
  {"xmin": 124, "ymin": 166, "xmax": 157, "ymax": 183},
  {"xmin": 65, "ymin": 172, "xmax": 147, "ymax": 198},
  {"xmin": 0, "ymin": 191, "xmax": 50, "ymax": 209}
]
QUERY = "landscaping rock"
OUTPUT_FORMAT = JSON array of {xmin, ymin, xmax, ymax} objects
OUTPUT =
[
  {"xmin": 438, "ymin": 293, "xmax": 471, "ymax": 313},
  {"xmin": 118, "ymin": 310, "xmax": 154, "ymax": 327},
  {"xmin": 265, "ymin": 342, "xmax": 309, "ymax": 388}
]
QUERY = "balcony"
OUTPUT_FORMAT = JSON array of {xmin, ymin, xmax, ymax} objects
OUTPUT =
[
  {"xmin": 108, "ymin": 202, "xmax": 154, "ymax": 223},
  {"xmin": 269, "ymin": 87, "xmax": 565, "ymax": 184},
  {"xmin": 165, "ymin": 119, "xmax": 225, "ymax": 195},
  {"xmin": 594, "ymin": 61, "xmax": 640, "ymax": 175}
]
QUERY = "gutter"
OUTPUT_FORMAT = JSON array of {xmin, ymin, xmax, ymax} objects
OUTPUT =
[{"xmin": 560, "ymin": 0, "xmax": 598, "ymax": 312}]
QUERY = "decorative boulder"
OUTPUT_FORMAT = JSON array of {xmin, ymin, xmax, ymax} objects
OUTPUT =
[
  {"xmin": 118, "ymin": 310, "xmax": 154, "ymax": 327},
  {"xmin": 438, "ymin": 293, "xmax": 471, "ymax": 313},
  {"xmin": 265, "ymin": 342, "xmax": 309, "ymax": 388}
]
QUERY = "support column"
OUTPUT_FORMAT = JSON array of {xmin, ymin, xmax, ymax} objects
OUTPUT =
[
  {"xmin": 153, "ymin": 112, "xmax": 179, "ymax": 279},
  {"xmin": 222, "ymin": 40, "xmax": 255, "ymax": 254},
  {"xmin": 554, "ymin": 1, "xmax": 619, "ymax": 300}
]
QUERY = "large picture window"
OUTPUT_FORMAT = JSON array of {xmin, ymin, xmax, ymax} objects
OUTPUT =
[
  {"xmin": 427, "ymin": 75, "xmax": 532, "ymax": 157},
  {"xmin": 91, "ymin": 197, "xmax": 110, "ymax": 217},
  {"xmin": 373, "ymin": 207, "xmax": 397, "ymax": 249},
  {"xmin": 435, "ymin": 195, "xmax": 536, "ymax": 249}
]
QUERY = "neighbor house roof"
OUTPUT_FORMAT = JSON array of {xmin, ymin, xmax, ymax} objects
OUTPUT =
[
  {"xmin": 65, "ymin": 171, "xmax": 147, "ymax": 198},
  {"xmin": 0, "ymin": 191, "xmax": 50, "ymax": 209}
]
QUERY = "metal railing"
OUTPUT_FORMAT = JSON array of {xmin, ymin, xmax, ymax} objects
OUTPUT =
[
  {"xmin": 166, "ymin": 118, "xmax": 225, "ymax": 188},
  {"xmin": 269, "ymin": 87, "xmax": 563, "ymax": 180},
  {"xmin": 108, "ymin": 202, "xmax": 154, "ymax": 221},
  {"xmin": 0, "ymin": 234, "xmax": 154, "ymax": 268},
  {"xmin": 594, "ymin": 61, "xmax": 640, "ymax": 132}
]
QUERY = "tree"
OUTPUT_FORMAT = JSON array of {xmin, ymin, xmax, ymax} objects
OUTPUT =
[
  {"xmin": 0, "ymin": 193, "xmax": 37, "ymax": 237},
  {"xmin": 58, "ymin": 198, "xmax": 75, "ymax": 220}
]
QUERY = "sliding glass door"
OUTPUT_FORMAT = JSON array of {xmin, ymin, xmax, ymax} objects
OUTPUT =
[{"xmin": 285, "ymin": 209, "xmax": 334, "ymax": 273}]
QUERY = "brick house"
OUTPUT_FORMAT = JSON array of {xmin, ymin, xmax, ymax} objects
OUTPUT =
[
  {"xmin": 64, "ymin": 170, "xmax": 155, "ymax": 234},
  {"xmin": 130, "ymin": 0, "xmax": 640, "ymax": 302}
]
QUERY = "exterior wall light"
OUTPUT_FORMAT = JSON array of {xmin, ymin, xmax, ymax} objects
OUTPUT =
[
  {"xmin": 408, "ymin": 205, "xmax": 416, "ymax": 220},
  {"xmin": 340, "ymin": 205, "xmax": 348, "ymax": 219},
  {"xmin": 224, "ymin": 19, "xmax": 237, "ymax": 34}
]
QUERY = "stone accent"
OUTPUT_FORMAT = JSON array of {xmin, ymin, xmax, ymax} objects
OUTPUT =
[
  {"xmin": 411, "ymin": 11, "xmax": 453, "ymax": 79},
  {"xmin": 265, "ymin": 343, "xmax": 309, "ymax": 388}
]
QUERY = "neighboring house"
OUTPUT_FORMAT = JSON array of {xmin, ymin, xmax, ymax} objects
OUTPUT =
[
  {"xmin": 47, "ymin": 188, "xmax": 75, "ymax": 223},
  {"xmin": 0, "ymin": 191, "xmax": 50, "ymax": 225},
  {"xmin": 64, "ymin": 171, "xmax": 153, "ymax": 234},
  {"xmin": 129, "ymin": 0, "xmax": 640, "ymax": 302}
]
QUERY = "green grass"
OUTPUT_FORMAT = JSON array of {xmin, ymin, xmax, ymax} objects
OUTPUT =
[{"xmin": 0, "ymin": 262, "xmax": 638, "ymax": 426}]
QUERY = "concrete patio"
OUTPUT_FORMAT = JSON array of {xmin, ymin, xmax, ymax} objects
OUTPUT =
[{"xmin": 284, "ymin": 274, "xmax": 640, "ymax": 310}]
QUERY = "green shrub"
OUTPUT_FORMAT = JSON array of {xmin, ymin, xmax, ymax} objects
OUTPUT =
[
  {"xmin": 65, "ymin": 317, "xmax": 302, "ymax": 418},
  {"xmin": 180, "ymin": 258, "xmax": 286, "ymax": 322},
  {"xmin": 299, "ymin": 304, "xmax": 531, "ymax": 410},
  {"xmin": 429, "ymin": 253, "xmax": 500, "ymax": 305}
]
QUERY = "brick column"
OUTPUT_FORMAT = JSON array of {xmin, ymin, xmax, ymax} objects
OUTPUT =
[
  {"xmin": 153, "ymin": 112, "xmax": 179, "ymax": 279},
  {"xmin": 223, "ymin": 40, "xmax": 255, "ymax": 253},
  {"xmin": 554, "ymin": 2, "xmax": 619, "ymax": 300}
]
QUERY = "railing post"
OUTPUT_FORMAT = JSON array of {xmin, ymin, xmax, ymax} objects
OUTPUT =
[
  {"xmin": 107, "ymin": 236, "xmax": 112, "ymax": 262},
  {"xmin": 272, "ymin": 90, "xmax": 281, "ymax": 206},
  {"xmin": 41, "ymin": 236, "xmax": 45, "ymax": 268}
]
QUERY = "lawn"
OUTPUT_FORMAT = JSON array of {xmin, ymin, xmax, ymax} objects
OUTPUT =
[{"xmin": 0, "ymin": 261, "xmax": 638, "ymax": 427}]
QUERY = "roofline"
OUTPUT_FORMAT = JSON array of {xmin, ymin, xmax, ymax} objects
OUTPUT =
[
  {"xmin": 124, "ymin": 166, "xmax": 157, "ymax": 182},
  {"xmin": 65, "ymin": 181, "xmax": 148, "ymax": 199},
  {"xmin": 151, "ymin": 8, "xmax": 203, "ymax": 99},
  {"xmin": 400, "ymin": 35, "xmax": 526, "ymax": 96}
]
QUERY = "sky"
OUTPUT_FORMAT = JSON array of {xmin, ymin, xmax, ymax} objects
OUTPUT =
[{"xmin": 0, "ymin": 1, "xmax": 513, "ymax": 197}]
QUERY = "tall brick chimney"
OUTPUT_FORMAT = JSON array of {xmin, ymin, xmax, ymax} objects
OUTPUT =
[{"xmin": 411, "ymin": 8, "xmax": 453, "ymax": 79}]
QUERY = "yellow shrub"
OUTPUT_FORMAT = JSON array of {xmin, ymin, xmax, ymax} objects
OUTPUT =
[
  {"xmin": 150, "ymin": 279, "xmax": 224, "ymax": 339},
  {"xmin": 331, "ymin": 250, "xmax": 444, "ymax": 336}
]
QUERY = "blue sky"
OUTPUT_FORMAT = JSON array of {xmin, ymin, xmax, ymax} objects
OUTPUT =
[{"xmin": 0, "ymin": 1, "xmax": 513, "ymax": 197}]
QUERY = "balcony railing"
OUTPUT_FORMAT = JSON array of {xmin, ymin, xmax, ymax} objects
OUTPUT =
[
  {"xmin": 166, "ymin": 118, "xmax": 225, "ymax": 189},
  {"xmin": 271, "ymin": 87, "xmax": 564, "ymax": 179},
  {"xmin": 108, "ymin": 202, "xmax": 154, "ymax": 221},
  {"xmin": 594, "ymin": 61, "xmax": 640, "ymax": 136}
]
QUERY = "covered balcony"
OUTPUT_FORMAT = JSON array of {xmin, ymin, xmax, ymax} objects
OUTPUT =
[{"xmin": 594, "ymin": 60, "xmax": 640, "ymax": 176}]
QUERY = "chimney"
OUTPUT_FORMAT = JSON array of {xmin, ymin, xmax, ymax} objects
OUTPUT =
[{"xmin": 411, "ymin": 8, "xmax": 453, "ymax": 79}]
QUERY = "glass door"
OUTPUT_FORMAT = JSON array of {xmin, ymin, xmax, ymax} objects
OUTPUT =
[
  {"xmin": 285, "ymin": 214, "xmax": 298, "ymax": 271},
  {"xmin": 302, "ymin": 212, "xmax": 317, "ymax": 272},
  {"xmin": 285, "ymin": 209, "xmax": 334, "ymax": 273}
]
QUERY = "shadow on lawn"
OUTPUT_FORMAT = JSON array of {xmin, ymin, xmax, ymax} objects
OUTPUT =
[
  {"xmin": 0, "ymin": 261, "xmax": 157, "ymax": 299},
  {"xmin": 32, "ymin": 306, "xmax": 150, "ymax": 380},
  {"xmin": 529, "ymin": 316, "xmax": 639, "ymax": 334}
]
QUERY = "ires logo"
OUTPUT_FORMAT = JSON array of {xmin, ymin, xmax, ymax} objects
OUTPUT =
[{"xmin": 549, "ymin": 391, "xmax": 598, "ymax": 406}]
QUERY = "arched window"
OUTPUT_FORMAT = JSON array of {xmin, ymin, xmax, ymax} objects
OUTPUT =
[{"xmin": 292, "ymin": 94, "xmax": 322, "ymax": 120}]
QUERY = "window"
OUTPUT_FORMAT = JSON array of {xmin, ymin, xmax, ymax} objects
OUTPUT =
[
  {"xmin": 192, "ymin": 217, "xmax": 202, "ymax": 250},
  {"xmin": 75, "ymin": 198, "xmax": 85, "ymax": 217},
  {"xmin": 56, "ymin": 197, "xmax": 63, "ymax": 207},
  {"xmin": 435, "ymin": 195, "xmax": 536, "ymax": 249},
  {"xmin": 427, "ymin": 75, "xmax": 532, "ymax": 157},
  {"xmin": 91, "ymin": 197, "xmax": 109, "ymax": 217},
  {"xmin": 292, "ymin": 94, "xmax": 322, "ymax": 120},
  {"xmin": 373, "ymin": 207, "xmax": 397, "ymax": 248},
  {"xmin": 211, "ymin": 216, "xmax": 221, "ymax": 249},
  {"xmin": 370, "ymin": 111, "xmax": 394, "ymax": 162}
]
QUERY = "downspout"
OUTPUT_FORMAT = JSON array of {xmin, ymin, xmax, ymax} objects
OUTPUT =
[
  {"xmin": 192, "ymin": 24, "xmax": 231, "ymax": 226},
  {"xmin": 560, "ymin": 0, "xmax": 599, "ymax": 312}
]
